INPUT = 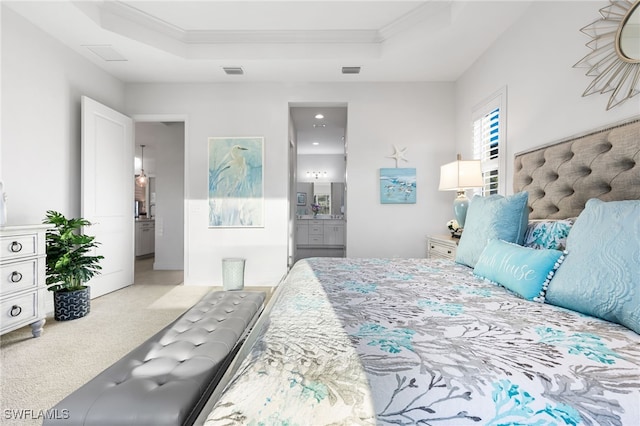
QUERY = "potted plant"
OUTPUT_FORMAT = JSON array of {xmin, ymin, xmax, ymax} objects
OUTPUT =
[{"xmin": 43, "ymin": 210, "xmax": 104, "ymax": 321}]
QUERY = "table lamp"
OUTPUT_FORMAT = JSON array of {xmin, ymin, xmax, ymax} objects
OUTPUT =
[{"xmin": 438, "ymin": 154, "xmax": 483, "ymax": 229}]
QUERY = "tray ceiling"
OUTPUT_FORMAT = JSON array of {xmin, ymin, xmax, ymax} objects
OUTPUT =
[{"xmin": 4, "ymin": 1, "xmax": 533, "ymax": 83}]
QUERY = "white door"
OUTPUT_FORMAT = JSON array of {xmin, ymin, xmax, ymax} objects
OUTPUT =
[{"xmin": 81, "ymin": 96, "xmax": 134, "ymax": 298}]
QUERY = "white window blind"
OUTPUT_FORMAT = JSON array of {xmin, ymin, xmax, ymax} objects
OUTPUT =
[{"xmin": 472, "ymin": 87, "xmax": 506, "ymax": 196}]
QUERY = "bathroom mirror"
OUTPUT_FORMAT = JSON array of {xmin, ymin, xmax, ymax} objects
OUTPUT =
[
  {"xmin": 296, "ymin": 181, "xmax": 344, "ymax": 217},
  {"xmin": 575, "ymin": 0, "xmax": 640, "ymax": 110},
  {"xmin": 313, "ymin": 182, "xmax": 331, "ymax": 215}
]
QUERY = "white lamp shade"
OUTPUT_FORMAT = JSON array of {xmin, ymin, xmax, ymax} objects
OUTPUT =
[{"xmin": 438, "ymin": 160, "xmax": 483, "ymax": 191}]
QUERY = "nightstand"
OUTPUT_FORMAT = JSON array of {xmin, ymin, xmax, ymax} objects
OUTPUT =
[
  {"xmin": 427, "ymin": 235, "xmax": 459, "ymax": 261},
  {"xmin": 1, "ymin": 224, "xmax": 49, "ymax": 337}
]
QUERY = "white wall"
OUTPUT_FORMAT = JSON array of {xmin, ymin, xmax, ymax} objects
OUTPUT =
[
  {"xmin": 124, "ymin": 82, "xmax": 456, "ymax": 286},
  {"xmin": 455, "ymin": 1, "xmax": 640, "ymax": 194},
  {"xmin": 134, "ymin": 122, "xmax": 185, "ymax": 270},
  {"xmin": 1, "ymin": 6, "xmax": 125, "ymax": 225},
  {"xmin": 345, "ymin": 84, "xmax": 456, "ymax": 258},
  {"xmin": 6, "ymin": 1, "xmax": 631, "ymax": 291}
]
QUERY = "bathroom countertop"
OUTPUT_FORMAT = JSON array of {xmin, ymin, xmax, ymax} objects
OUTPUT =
[{"xmin": 296, "ymin": 215, "xmax": 344, "ymax": 220}]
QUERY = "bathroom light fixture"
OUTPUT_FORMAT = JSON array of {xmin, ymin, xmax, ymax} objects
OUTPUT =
[
  {"xmin": 312, "ymin": 142, "xmax": 319, "ymax": 146},
  {"xmin": 315, "ymin": 114, "xmax": 324, "ymax": 119},
  {"xmin": 313, "ymin": 123, "xmax": 326, "ymax": 128},
  {"xmin": 136, "ymin": 145, "xmax": 148, "ymax": 187},
  {"xmin": 306, "ymin": 171, "xmax": 327, "ymax": 179}
]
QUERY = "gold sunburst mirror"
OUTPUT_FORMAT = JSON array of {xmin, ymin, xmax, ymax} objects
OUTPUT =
[{"xmin": 574, "ymin": 0, "xmax": 640, "ymax": 110}]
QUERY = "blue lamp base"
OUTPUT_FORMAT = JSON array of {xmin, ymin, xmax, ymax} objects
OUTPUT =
[{"xmin": 453, "ymin": 190, "xmax": 470, "ymax": 229}]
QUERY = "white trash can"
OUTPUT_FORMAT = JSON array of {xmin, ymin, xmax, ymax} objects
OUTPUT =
[{"xmin": 222, "ymin": 258, "xmax": 245, "ymax": 290}]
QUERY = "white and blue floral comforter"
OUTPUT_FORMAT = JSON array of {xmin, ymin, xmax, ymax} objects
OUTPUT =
[{"xmin": 205, "ymin": 257, "xmax": 640, "ymax": 425}]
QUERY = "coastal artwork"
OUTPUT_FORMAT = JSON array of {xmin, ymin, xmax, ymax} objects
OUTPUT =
[
  {"xmin": 380, "ymin": 168, "xmax": 416, "ymax": 204},
  {"xmin": 208, "ymin": 137, "xmax": 264, "ymax": 227}
]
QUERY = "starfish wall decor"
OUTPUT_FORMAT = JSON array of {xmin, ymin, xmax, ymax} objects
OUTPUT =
[{"xmin": 387, "ymin": 145, "xmax": 408, "ymax": 168}]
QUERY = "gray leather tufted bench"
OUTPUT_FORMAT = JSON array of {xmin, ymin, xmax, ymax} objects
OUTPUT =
[{"xmin": 43, "ymin": 290, "xmax": 265, "ymax": 426}]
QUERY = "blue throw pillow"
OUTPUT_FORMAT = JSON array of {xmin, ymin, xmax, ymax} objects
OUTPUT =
[
  {"xmin": 523, "ymin": 218, "xmax": 575, "ymax": 251},
  {"xmin": 545, "ymin": 199, "xmax": 640, "ymax": 334},
  {"xmin": 455, "ymin": 192, "xmax": 529, "ymax": 268},
  {"xmin": 474, "ymin": 239, "xmax": 565, "ymax": 302}
]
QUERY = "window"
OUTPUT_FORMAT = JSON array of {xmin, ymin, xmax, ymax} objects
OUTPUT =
[{"xmin": 472, "ymin": 87, "xmax": 507, "ymax": 196}]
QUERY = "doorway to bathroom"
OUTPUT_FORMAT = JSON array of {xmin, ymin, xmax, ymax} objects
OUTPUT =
[{"xmin": 288, "ymin": 104, "xmax": 347, "ymax": 265}]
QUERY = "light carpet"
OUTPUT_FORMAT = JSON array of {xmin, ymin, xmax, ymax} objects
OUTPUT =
[{"xmin": 0, "ymin": 284, "xmax": 213, "ymax": 426}]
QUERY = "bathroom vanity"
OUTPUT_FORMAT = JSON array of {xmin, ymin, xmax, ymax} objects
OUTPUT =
[{"xmin": 296, "ymin": 216, "xmax": 345, "ymax": 260}]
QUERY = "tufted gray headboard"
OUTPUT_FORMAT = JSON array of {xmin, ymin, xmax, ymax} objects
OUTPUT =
[{"xmin": 514, "ymin": 116, "xmax": 640, "ymax": 219}]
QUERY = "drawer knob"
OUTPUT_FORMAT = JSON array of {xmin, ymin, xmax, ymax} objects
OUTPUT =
[
  {"xmin": 10, "ymin": 305, "xmax": 22, "ymax": 317},
  {"xmin": 10, "ymin": 271, "xmax": 23, "ymax": 283},
  {"xmin": 10, "ymin": 241, "xmax": 23, "ymax": 253}
]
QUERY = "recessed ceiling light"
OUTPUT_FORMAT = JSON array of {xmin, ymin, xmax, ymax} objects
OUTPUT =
[
  {"xmin": 312, "ymin": 142, "xmax": 319, "ymax": 145},
  {"xmin": 315, "ymin": 114, "xmax": 324, "ymax": 119}
]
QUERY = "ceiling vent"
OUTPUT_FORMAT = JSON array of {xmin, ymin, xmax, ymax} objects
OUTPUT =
[
  {"xmin": 223, "ymin": 67, "xmax": 244, "ymax": 75},
  {"xmin": 342, "ymin": 66, "xmax": 361, "ymax": 74}
]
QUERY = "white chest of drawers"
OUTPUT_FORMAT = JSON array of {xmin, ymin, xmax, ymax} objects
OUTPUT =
[{"xmin": 0, "ymin": 225, "xmax": 49, "ymax": 337}]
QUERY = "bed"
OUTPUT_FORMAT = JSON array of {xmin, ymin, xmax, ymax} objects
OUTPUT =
[{"xmin": 200, "ymin": 117, "xmax": 640, "ymax": 426}]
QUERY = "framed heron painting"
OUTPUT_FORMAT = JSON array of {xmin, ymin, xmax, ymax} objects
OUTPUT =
[{"xmin": 208, "ymin": 136, "xmax": 264, "ymax": 227}]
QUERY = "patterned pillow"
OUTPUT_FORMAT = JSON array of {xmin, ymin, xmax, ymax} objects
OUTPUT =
[
  {"xmin": 455, "ymin": 192, "xmax": 529, "ymax": 268},
  {"xmin": 545, "ymin": 199, "xmax": 640, "ymax": 334},
  {"xmin": 523, "ymin": 218, "xmax": 575, "ymax": 251},
  {"xmin": 474, "ymin": 239, "xmax": 565, "ymax": 302}
]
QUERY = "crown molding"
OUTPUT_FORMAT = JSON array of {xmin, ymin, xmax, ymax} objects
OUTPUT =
[
  {"xmin": 379, "ymin": 0, "xmax": 452, "ymax": 40},
  {"xmin": 99, "ymin": 1, "xmax": 448, "ymax": 46},
  {"xmin": 100, "ymin": 1, "xmax": 186, "ymax": 40},
  {"xmin": 101, "ymin": 1, "xmax": 383, "ymax": 45},
  {"xmin": 184, "ymin": 29, "xmax": 380, "ymax": 44}
]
